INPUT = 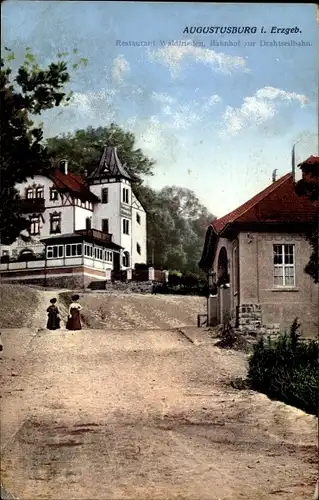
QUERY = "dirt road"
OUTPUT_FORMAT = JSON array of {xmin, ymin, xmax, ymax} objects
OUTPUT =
[{"xmin": 0, "ymin": 291, "xmax": 317, "ymax": 499}]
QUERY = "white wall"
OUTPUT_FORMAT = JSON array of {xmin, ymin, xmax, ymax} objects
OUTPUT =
[
  {"xmin": 90, "ymin": 181, "xmax": 121, "ymax": 245},
  {"xmin": 74, "ymin": 206, "xmax": 93, "ymax": 231},
  {"xmin": 131, "ymin": 207, "xmax": 147, "ymax": 266}
]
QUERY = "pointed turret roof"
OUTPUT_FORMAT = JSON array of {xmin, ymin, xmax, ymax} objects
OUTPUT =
[{"xmin": 87, "ymin": 146, "xmax": 134, "ymax": 182}]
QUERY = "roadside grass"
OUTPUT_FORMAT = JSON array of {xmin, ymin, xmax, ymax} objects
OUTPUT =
[
  {"xmin": 0, "ymin": 284, "xmax": 40, "ymax": 328},
  {"xmin": 247, "ymin": 319, "xmax": 319, "ymax": 416}
]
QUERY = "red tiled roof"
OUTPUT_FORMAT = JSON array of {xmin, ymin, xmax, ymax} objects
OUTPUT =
[
  {"xmin": 211, "ymin": 171, "xmax": 319, "ymax": 234},
  {"xmin": 299, "ymin": 155, "xmax": 319, "ymax": 166},
  {"xmin": 51, "ymin": 169, "xmax": 98, "ymax": 201}
]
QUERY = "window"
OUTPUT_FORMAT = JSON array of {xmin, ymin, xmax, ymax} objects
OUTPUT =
[
  {"xmin": 136, "ymin": 243, "xmax": 141, "ymax": 255},
  {"xmin": 36, "ymin": 187, "xmax": 44, "ymax": 198},
  {"xmin": 273, "ymin": 244, "xmax": 295, "ymax": 287},
  {"xmin": 50, "ymin": 213, "xmax": 61, "ymax": 234},
  {"xmin": 123, "ymin": 219, "xmax": 129, "ymax": 235},
  {"xmin": 26, "ymin": 188, "xmax": 34, "ymax": 199},
  {"xmin": 101, "ymin": 188, "xmax": 108, "ymax": 204},
  {"xmin": 136, "ymin": 213, "xmax": 141, "ymax": 225},
  {"xmin": 102, "ymin": 218, "xmax": 109, "ymax": 233},
  {"xmin": 50, "ymin": 188, "xmax": 58, "ymax": 201},
  {"xmin": 47, "ymin": 245, "xmax": 64, "ymax": 259},
  {"xmin": 84, "ymin": 244, "xmax": 93, "ymax": 257},
  {"xmin": 86, "ymin": 217, "xmax": 92, "ymax": 230},
  {"xmin": 65, "ymin": 243, "xmax": 83, "ymax": 257},
  {"xmin": 104, "ymin": 251, "xmax": 113, "ymax": 262},
  {"xmin": 30, "ymin": 216, "xmax": 40, "ymax": 235},
  {"xmin": 93, "ymin": 247, "xmax": 103, "ymax": 260},
  {"xmin": 122, "ymin": 187, "xmax": 129, "ymax": 204}
]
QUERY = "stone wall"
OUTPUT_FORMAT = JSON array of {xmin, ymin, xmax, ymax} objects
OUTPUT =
[
  {"xmin": 237, "ymin": 304, "xmax": 262, "ymax": 331},
  {"xmin": 237, "ymin": 303, "xmax": 280, "ymax": 338}
]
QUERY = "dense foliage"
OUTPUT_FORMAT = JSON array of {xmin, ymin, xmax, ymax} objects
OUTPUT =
[
  {"xmin": 0, "ymin": 47, "xmax": 86, "ymax": 245},
  {"xmin": 46, "ymin": 124, "xmax": 155, "ymax": 180},
  {"xmin": 294, "ymin": 158, "xmax": 319, "ymax": 283},
  {"xmin": 47, "ymin": 126, "xmax": 215, "ymax": 273},
  {"xmin": 247, "ymin": 319, "xmax": 318, "ymax": 415}
]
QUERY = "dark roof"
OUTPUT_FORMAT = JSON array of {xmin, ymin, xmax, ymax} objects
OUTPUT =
[
  {"xmin": 298, "ymin": 155, "xmax": 319, "ymax": 166},
  {"xmin": 87, "ymin": 146, "xmax": 134, "ymax": 182},
  {"xmin": 210, "ymin": 172, "xmax": 318, "ymax": 235},
  {"xmin": 51, "ymin": 169, "xmax": 99, "ymax": 202}
]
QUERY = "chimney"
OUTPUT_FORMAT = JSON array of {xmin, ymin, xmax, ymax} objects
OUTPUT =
[
  {"xmin": 291, "ymin": 144, "xmax": 296, "ymax": 182},
  {"xmin": 59, "ymin": 159, "xmax": 68, "ymax": 175},
  {"xmin": 272, "ymin": 169, "xmax": 277, "ymax": 183}
]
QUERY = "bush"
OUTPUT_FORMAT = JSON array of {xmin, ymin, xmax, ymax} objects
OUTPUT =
[{"xmin": 247, "ymin": 318, "xmax": 319, "ymax": 415}]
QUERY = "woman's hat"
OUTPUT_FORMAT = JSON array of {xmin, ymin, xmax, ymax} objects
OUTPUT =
[{"xmin": 50, "ymin": 298, "xmax": 57, "ymax": 304}]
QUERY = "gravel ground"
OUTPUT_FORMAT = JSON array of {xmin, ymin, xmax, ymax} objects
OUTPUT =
[{"xmin": 0, "ymin": 288, "xmax": 317, "ymax": 500}]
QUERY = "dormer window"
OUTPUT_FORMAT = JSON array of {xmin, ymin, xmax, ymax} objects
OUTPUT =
[
  {"xmin": 36, "ymin": 187, "xmax": 44, "ymax": 198},
  {"xmin": 50, "ymin": 188, "xmax": 59, "ymax": 201},
  {"xmin": 26, "ymin": 185, "xmax": 44, "ymax": 199},
  {"xmin": 26, "ymin": 188, "xmax": 34, "ymax": 199}
]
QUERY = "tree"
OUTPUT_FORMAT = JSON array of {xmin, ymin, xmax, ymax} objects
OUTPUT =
[
  {"xmin": 147, "ymin": 186, "xmax": 215, "ymax": 273},
  {"xmin": 0, "ymin": 47, "xmax": 87, "ymax": 245},
  {"xmin": 46, "ymin": 124, "xmax": 155, "ymax": 180},
  {"xmin": 295, "ymin": 157, "xmax": 319, "ymax": 283}
]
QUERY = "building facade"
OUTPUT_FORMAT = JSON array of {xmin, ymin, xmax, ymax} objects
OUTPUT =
[
  {"xmin": 199, "ymin": 157, "xmax": 319, "ymax": 337},
  {"xmin": 0, "ymin": 146, "xmax": 147, "ymax": 287}
]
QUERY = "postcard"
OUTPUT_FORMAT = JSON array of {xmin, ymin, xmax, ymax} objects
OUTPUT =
[{"xmin": 1, "ymin": 2, "xmax": 318, "ymax": 500}]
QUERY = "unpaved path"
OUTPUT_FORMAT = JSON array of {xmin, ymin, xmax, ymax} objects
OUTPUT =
[{"xmin": 0, "ymin": 291, "xmax": 317, "ymax": 500}]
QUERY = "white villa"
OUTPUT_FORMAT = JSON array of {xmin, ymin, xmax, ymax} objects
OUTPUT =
[{"xmin": 0, "ymin": 146, "xmax": 148, "ymax": 288}]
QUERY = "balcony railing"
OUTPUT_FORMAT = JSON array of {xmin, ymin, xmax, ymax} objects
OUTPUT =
[
  {"xmin": 19, "ymin": 198, "xmax": 45, "ymax": 213},
  {"xmin": 76, "ymin": 228, "xmax": 112, "ymax": 243}
]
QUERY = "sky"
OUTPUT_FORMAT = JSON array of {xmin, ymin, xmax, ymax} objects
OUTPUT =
[{"xmin": 2, "ymin": 1, "xmax": 318, "ymax": 218}]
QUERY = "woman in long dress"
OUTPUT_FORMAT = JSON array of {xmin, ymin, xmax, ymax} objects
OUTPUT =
[
  {"xmin": 66, "ymin": 294, "xmax": 82, "ymax": 330},
  {"xmin": 46, "ymin": 298, "xmax": 61, "ymax": 330}
]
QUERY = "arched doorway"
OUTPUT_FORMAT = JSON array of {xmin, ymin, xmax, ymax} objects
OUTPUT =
[
  {"xmin": 18, "ymin": 248, "xmax": 35, "ymax": 261},
  {"xmin": 217, "ymin": 246, "xmax": 229, "ymax": 285},
  {"xmin": 216, "ymin": 246, "xmax": 231, "ymax": 324}
]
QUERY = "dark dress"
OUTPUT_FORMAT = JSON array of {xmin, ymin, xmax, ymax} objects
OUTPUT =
[
  {"xmin": 66, "ymin": 304, "xmax": 82, "ymax": 330},
  {"xmin": 46, "ymin": 305, "xmax": 61, "ymax": 330}
]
